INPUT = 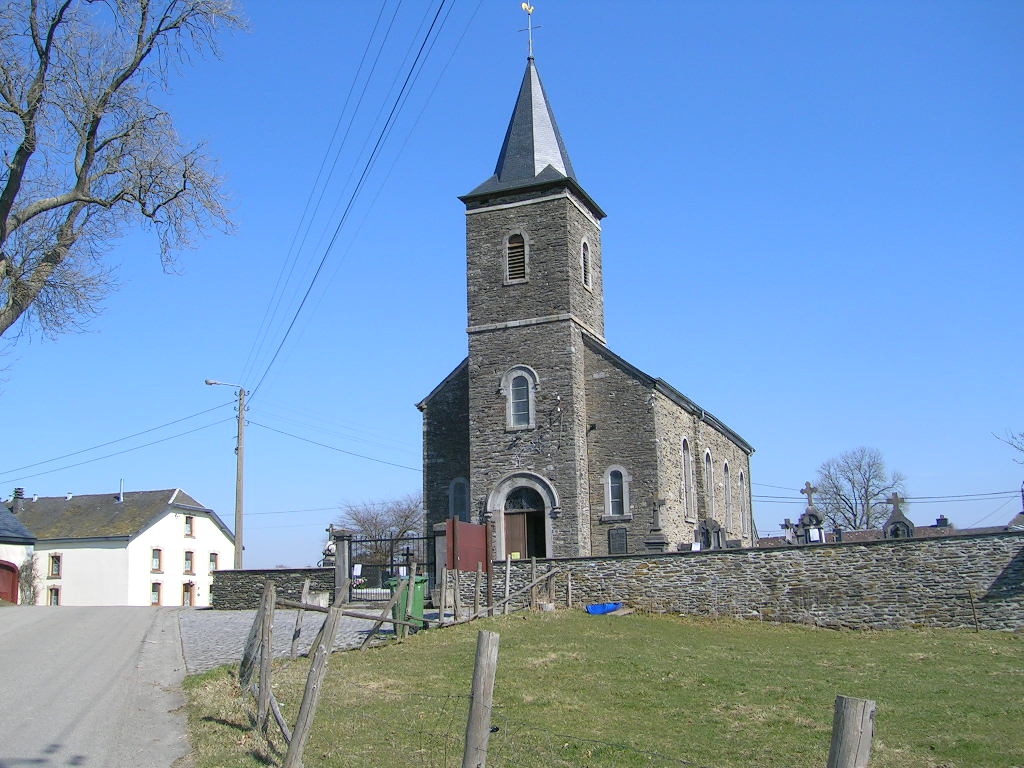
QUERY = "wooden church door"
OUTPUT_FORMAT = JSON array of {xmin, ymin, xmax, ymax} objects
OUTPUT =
[{"xmin": 504, "ymin": 487, "xmax": 546, "ymax": 559}]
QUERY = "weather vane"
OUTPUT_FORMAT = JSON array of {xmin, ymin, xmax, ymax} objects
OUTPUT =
[{"xmin": 520, "ymin": 3, "xmax": 539, "ymax": 58}]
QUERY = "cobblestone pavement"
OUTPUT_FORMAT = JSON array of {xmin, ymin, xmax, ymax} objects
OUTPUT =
[{"xmin": 178, "ymin": 606, "xmax": 385, "ymax": 674}]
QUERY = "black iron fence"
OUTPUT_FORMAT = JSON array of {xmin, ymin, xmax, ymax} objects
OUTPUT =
[{"xmin": 346, "ymin": 534, "xmax": 436, "ymax": 602}]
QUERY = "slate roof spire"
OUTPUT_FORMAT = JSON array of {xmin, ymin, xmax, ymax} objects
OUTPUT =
[{"xmin": 462, "ymin": 57, "xmax": 604, "ymax": 217}]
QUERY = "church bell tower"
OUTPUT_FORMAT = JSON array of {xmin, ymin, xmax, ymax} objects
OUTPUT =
[{"xmin": 459, "ymin": 56, "xmax": 606, "ymax": 559}]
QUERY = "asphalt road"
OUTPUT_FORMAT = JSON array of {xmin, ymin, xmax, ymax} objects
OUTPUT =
[{"xmin": 0, "ymin": 607, "xmax": 189, "ymax": 768}]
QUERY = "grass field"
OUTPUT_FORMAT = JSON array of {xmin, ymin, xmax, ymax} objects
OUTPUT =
[{"xmin": 184, "ymin": 611, "xmax": 1023, "ymax": 768}]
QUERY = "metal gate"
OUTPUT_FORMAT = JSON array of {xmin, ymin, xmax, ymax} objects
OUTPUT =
[{"xmin": 345, "ymin": 534, "xmax": 435, "ymax": 602}]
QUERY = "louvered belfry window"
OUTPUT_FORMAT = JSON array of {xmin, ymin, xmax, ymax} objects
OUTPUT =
[{"xmin": 506, "ymin": 233, "xmax": 526, "ymax": 281}]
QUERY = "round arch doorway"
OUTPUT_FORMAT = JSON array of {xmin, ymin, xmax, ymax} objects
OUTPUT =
[{"xmin": 504, "ymin": 487, "xmax": 547, "ymax": 560}]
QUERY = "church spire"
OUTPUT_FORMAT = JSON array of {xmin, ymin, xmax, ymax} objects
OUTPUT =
[{"xmin": 462, "ymin": 57, "xmax": 603, "ymax": 217}]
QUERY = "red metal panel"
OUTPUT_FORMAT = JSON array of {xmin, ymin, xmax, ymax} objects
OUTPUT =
[
  {"xmin": 0, "ymin": 561, "xmax": 19, "ymax": 603},
  {"xmin": 448, "ymin": 520, "xmax": 488, "ymax": 573}
]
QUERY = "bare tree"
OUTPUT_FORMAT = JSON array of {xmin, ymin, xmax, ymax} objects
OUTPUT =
[
  {"xmin": 19, "ymin": 553, "xmax": 39, "ymax": 604},
  {"xmin": 0, "ymin": 0, "xmax": 243, "ymax": 340},
  {"xmin": 814, "ymin": 447, "xmax": 906, "ymax": 531},
  {"xmin": 996, "ymin": 430, "xmax": 1024, "ymax": 463},
  {"xmin": 337, "ymin": 493, "xmax": 424, "ymax": 540}
]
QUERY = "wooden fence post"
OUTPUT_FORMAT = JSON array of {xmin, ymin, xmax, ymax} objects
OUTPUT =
[
  {"xmin": 827, "ymin": 695, "xmax": 876, "ymax": 768},
  {"xmin": 290, "ymin": 578, "xmax": 311, "ymax": 660},
  {"xmin": 462, "ymin": 630, "xmax": 500, "ymax": 768},
  {"xmin": 503, "ymin": 556, "xmax": 511, "ymax": 615},
  {"xmin": 283, "ymin": 605, "xmax": 344, "ymax": 768},
  {"xmin": 439, "ymin": 567, "xmax": 450, "ymax": 625},
  {"xmin": 257, "ymin": 581, "xmax": 275, "ymax": 732},
  {"xmin": 454, "ymin": 568, "xmax": 464, "ymax": 620},
  {"xmin": 403, "ymin": 561, "xmax": 418, "ymax": 638},
  {"xmin": 474, "ymin": 563, "xmax": 482, "ymax": 617}
]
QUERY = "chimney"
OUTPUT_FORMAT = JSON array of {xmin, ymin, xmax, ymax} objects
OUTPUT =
[
  {"xmin": 934, "ymin": 515, "xmax": 950, "ymax": 528},
  {"xmin": 12, "ymin": 487, "xmax": 26, "ymax": 516}
]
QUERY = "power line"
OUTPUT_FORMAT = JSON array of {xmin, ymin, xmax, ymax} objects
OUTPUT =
[
  {"xmin": 248, "ymin": 506, "xmax": 339, "ymax": 517},
  {"xmin": 0, "ymin": 402, "xmax": 235, "ymax": 478},
  {"xmin": 3, "ymin": 419, "xmax": 235, "ymax": 484},
  {"xmin": 248, "ymin": 0, "xmax": 455, "ymax": 402},
  {"xmin": 248, "ymin": 421, "xmax": 421, "ymax": 472},
  {"xmin": 239, "ymin": 0, "xmax": 402, "ymax": 387}
]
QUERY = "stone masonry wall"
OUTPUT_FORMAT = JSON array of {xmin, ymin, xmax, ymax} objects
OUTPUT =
[
  {"xmin": 463, "ymin": 532, "xmax": 1024, "ymax": 630},
  {"xmin": 420, "ymin": 362, "xmax": 470, "ymax": 530},
  {"xmin": 212, "ymin": 568, "xmax": 335, "ymax": 610}
]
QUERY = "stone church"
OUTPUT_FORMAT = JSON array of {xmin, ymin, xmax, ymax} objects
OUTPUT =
[{"xmin": 418, "ymin": 56, "xmax": 754, "ymax": 558}]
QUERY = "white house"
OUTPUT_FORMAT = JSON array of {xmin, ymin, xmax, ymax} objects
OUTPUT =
[
  {"xmin": 8, "ymin": 487, "xmax": 234, "ymax": 607},
  {"xmin": 0, "ymin": 500, "xmax": 35, "ymax": 603}
]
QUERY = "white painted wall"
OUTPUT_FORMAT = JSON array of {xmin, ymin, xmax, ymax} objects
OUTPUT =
[
  {"xmin": 0, "ymin": 542, "xmax": 32, "ymax": 569},
  {"xmin": 0, "ymin": 542, "xmax": 33, "ymax": 604},
  {"xmin": 34, "ymin": 540, "xmax": 129, "ymax": 605},
  {"xmin": 31, "ymin": 508, "xmax": 234, "ymax": 607},
  {"xmin": 129, "ymin": 509, "xmax": 235, "ymax": 607}
]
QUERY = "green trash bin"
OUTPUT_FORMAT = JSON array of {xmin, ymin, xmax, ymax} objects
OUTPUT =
[{"xmin": 385, "ymin": 575, "xmax": 429, "ymax": 630}]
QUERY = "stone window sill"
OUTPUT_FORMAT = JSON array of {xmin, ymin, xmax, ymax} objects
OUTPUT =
[{"xmin": 600, "ymin": 514, "xmax": 633, "ymax": 524}]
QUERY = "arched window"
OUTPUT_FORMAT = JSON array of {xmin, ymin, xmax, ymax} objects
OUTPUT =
[
  {"xmin": 506, "ymin": 233, "xmax": 527, "ymax": 282},
  {"xmin": 704, "ymin": 452, "xmax": 715, "ymax": 518},
  {"xmin": 510, "ymin": 376, "xmax": 529, "ymax": 427},
  {"xmin": 501, "ymin": 365, "xmax": 538, "ymax": 430},
  {"xmin": 603, "ymin": 466, "xmax": 632, "ymax": 519},
  {"xmin": 449, "ymin": 477, "xmax": 469, "ymax": 522},
  {"xmin": 581, "ymin": 240, "xmax": 592, "ymax": 289},
  {"xmin": 724, "ymin": 462, "xmax": 732, "ymax": 532},
  {"xmin": 609, "ymin": 471, "xmax": 624, "ymax": 515},
  {"xmin": 681, "ymin": 439, "xmax": 694, "ymax": 521}
]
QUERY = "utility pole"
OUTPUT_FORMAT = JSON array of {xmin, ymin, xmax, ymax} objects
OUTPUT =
[
  {"xmin": 233, "ymin": 386, "xmax": 246, "ymax": 569},
  {"xmin": 206, "ymin": 379, "xmax": 247, "ymax": 569}
]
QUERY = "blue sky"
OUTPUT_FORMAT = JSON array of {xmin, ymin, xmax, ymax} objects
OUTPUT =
[{"xmin": 2, "ymin": 1, "xmax": 1021, "ymax": 568}]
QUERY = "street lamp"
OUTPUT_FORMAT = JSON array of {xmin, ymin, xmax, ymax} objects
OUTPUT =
[{"xmin": 205, "ymin": 379, "xmax": 246, "ymax": 569}]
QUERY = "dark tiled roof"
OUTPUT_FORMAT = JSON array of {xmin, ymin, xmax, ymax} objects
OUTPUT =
[
  {"xmin": 416, "ymin": 358, "xmax": 468, "ymax": 410},
  {"xmin": 583, "ymin": 335, "xmax": 755, "ymax": 455},
  {"xmin": 0, "ymin": 506, "xmax": 35, "ymax": 544},
  {"xmin": 461, "ymin": 57, "xmax": 605, "ymax": 218},
  {"xmin": 13, "ymin": 489, "xmax": 210, "ymax": 540}
]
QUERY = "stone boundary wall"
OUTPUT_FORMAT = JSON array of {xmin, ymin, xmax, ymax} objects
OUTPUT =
[
  {"xmin": 468, "ymin": 531, "xmax": 1024, "ymax": 630},
  {"xmin": 212, "ymin": 568, "xmax": 335, "ymax": 610}
]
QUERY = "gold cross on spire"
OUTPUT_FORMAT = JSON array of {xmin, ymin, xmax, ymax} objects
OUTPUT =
[{"xmin": 520, "ymin": 3, "xmax": 537, "ymax": 58}]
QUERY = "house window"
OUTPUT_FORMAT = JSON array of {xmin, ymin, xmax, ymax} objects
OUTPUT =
[
  {"xmin": 209, "ymin": 552, "xmax": 219, "ymax": 572},
  {"xmin": 704, "ymin": 452, "xmax": 715, "ymax": 518},
  {"xmin": 48, "ymin": 553, "xmax": 62, "ymax": 579},
  {"xmin": 48, "ymin": 587, "xmax": 60, "ymax": 606},
  {"xmin": 681, "ymin": 439, "xmax": 695, "ymax": 521},
  {"xmin": 151, "ymin": 582, "xmax": 162, "ymax": 606},
  {"xmin": 581, "ymin": 240, "xmax": 592, "ymax": 289},
  {"xmin": 184, "ymin": 551, "xmax": 194, "ymax": 574},
  {"xmin": 603, "ymin": 466, "xmax": 632, "ymax": 519},
  {"xmin": 608, "ymin": 528, "xmax": 627, "ymax": 555},
  {"xmin": 724, "ymin": 462, "xmax": 733, "ymax": 532},
  {"xmin": 184, "ymin": 516, "xmax": 194, "ymax": 537},
  {"xmin": 506, "ymin": 233, "xmax": 527, "ymax": 282},
  {"xmin": 449, "ymin": 477, "xmax": 470, "ymax": 522},
  {"xmin": 151, "ymin": 548, "xmax": 162, "ymax": 572},
  {"xmin": 501, "ymin": 365, "xmax": 538, "ymax": 430}
]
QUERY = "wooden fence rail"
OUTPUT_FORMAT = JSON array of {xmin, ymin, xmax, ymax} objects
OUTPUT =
[{"xmin": 236, "ymin": 576, "xmax": 875, "ymax": 768}]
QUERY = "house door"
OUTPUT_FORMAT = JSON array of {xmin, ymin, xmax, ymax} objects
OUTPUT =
[
  {"xmin": 0, "ymin": 561, "xmax": 18, "ymax": 603},
  {"xmin": 504, "ymin": 487, "xmax": 546, "ymax": 559},
  {"xmin": 182, "ymin": 583, "xmax": 194, "ymax": 607}
]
